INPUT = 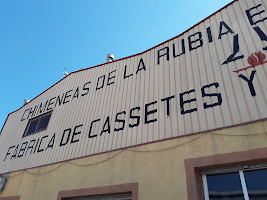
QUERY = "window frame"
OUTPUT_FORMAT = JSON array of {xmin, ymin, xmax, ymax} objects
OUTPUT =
[
  {"xmin": 184, "ymin": 147, "xmax": 267, "ymax": 200},
  {"xmin": 0, "ymin": 197, "xmax": 20, "ymax": 200},
  {"xmin": 66, "ymin": 193, "xmax": 132, "ymax": 200},
  {"xmin": 56, "ymin": 183, "xmax": 138, "ymax": 200},
  {"xmin": 23, "ymin": 111, "xmax": 53, "ymax": 137},
  {"xmin": 201, "ymin": 163, "xmax": 267, "ymax": 200}
]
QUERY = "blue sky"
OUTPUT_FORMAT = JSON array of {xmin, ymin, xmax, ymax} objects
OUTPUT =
[{"xmin": 0, "ymin": 0, "xmax": 233, "ymax": 129}]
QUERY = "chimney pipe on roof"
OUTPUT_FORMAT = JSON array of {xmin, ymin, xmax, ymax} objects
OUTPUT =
[
  {"xmin": 23, "ymin": 99, "xmax": 30, "ymax": 105},
  {"xmin": 106, "ymin": 54, "xmax": 114, "ymax": 62}
]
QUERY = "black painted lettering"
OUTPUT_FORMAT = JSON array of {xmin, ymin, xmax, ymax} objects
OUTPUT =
[
  {"xmin": 25, "ymin": 139, "xmax": 36, "ymax": 155},
  {"xmin": 18, "ymin": 142, "xmax": 28, "ymax": 158},
  {"xmin": 47, "ymin": 97, "xmax": 56, "ymax": 110},
  {"xmin": 188, "ymin": 32, "xmax": 203, "ymax": 51},
  {"xmin": 206, "ymin": 27, "xmax": 213, "ymax": 43},
  {"xmin": 124, "ymin": 65, "xmax": 133, "ymax": 79},
  {"xmin": 4, "ymin": 146, "xmax": 15, "ymax": 161},
  {"xmin": 54, "ymin": 94, "xmax": 65, "ymax": 108},
  {"xmin": 239, "ymin": 70, "xmax": 257, "ymax": 96},
  {"xmin": 27, "ymin": 105, "xmax": 38, "ymax": 119},
  {"xmin": 201, "ymin": 83, "xmax": 222, "ymax": 109},
  {"xmin": 72, "ymin": 87, "xmax": 79, "ymax": 100},
  {"xmin": 60, "ymin": 128, "xmax": 71, "ymax": 146},
  {"xmin": 39, "ymin": 100, "xmax": 49, "ymax": 113},
  {"xmin": 63, "ymin": 90, "xmax": 73, "ymax": 104},
  {"xmin": 158, "ymin": 47, "xmax": 169, "ymax": 65},
  {"xmin": 173, "ymin": 39, "xmax": 185, "ymax": 57},
  {"xmin": 88, "ymin": 119, "xmax": 100, "ymax": 138},
  {"xmin": 253, "ymin": 26, "xmax": 267, "ymax": 50},
  {"xmin": 218, "ymin": 21, "xmax": 234, "ymax": 39},
  {"xmin": 81, "ymin": 81, "xmax": 91, "ymax": 96},
  {"xmin": 46, "ymin": 133, "xmax": 55, "ymax": 150},
  {"xmin": 114, "ymin": 111, "xmax": 126, "ymax": 132},
  {"xmin": 246, "ymin": 4, "xmax": 267, "ymax": 26},
  {"xmin": 11, "ymin": 145, "xmax": 19, "ymax": 159},
  {"xmin": 180, "ymin": 89, "xmax": 197, "ymax": 115},
  {"xmin": 129, "ymin": 107, "xmax": 140, "ymax": 128},
  {"xmin": 21, "ymin": 109, "xmax": 29, "ymax": 121},
  {"xmin": 161, "ymin": 95, "xmax": 175, "ymax": 117},
  {"xmin": 96, "ymin": 75, "xmax": 105, "ymax": 90},
  {"xmin": 37, "ymin": 135, "xmax": 48, "ymax": 153},
  {"xmin": 222, "ymin": 34, "xmax": 244, "ymax": 65},
  {"xmin": 100, "ymin": 116, "xmax": 111, "ymax": 135},
  {"xmin": 33, "ymin": 105, "xmax": 39, "ymax": 116},
  {"xmin": 71, "ymin": 124, "xmax": 83, "ymax": 143},
  {"xmin": 136, "ymin": 58, "xmax": 146, "ymax": 74},
  {"xmin": 107, "ymin": 70, "xmax": 116, "ymax": 86},
  {"xmin": 33, "ymin": 138, "xmax": 40, "ymax": 154},
  {"xmin": 145, "ymin": 101, "xmax": 157, "ymax": 124}
]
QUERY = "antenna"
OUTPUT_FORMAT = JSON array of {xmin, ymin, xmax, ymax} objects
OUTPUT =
[{"xmin": 63, "ymin": 67, "xmax": 72, "ymax": 76}]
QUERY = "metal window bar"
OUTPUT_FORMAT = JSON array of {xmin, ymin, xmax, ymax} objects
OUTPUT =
[
  {"xmin": 25, "ymin": 118, "xmax": 39, "ymax": 135},
  {"xmin": 239, "ymin": 171, "xmax": 249, "ymax": 200},
  {"xmin": 34, "ymin": 117, "xmax": 41, "ymax": 133}
]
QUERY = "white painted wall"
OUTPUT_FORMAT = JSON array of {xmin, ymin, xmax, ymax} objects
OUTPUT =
[{"xmin": 0, "ymin": 0, "xmax": 267, "ymax": 174}]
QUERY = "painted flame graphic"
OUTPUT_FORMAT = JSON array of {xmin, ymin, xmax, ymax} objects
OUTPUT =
[
  {"xmin": 247, "ymin": 51, "xmax": 266, "ymax": 66},
  {"xmin": 233, "ymin": 51, "xmax": 267, "ymax": 73}
]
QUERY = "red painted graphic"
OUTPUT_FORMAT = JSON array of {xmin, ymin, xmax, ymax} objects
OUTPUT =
[{"xmin": 233, "ymin": 51, "xmax": 267, "ymax": 73}]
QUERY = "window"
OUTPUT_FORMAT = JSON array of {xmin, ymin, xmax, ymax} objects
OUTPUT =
[
  {"xmin": 66, "ymin": 193, "xmax": 132, "ymax": 200},
  {"xmin": 184, "ymin": 146, "xmax": 267, "ymax": 200},
  {"xmin": 57, "ymin": 183, "xmax": 138, "ymax": 200},
  {"xmin": 24, "ymin": 112, "xmax": 52, "ymax": 136},
  {"xmin": 201, "ymin": 163, "xmax": 267, "ymax": 200}
]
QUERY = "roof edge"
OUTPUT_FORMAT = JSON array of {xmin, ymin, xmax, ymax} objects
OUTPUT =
[{"xmin": 0, "ymin": 0, "xmax": 238, "ymax": 135}]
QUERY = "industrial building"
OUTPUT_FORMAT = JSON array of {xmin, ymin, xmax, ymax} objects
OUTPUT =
[{"xmin": 1, "ymin": 0, "xmax": 267, "ymax": 199}]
